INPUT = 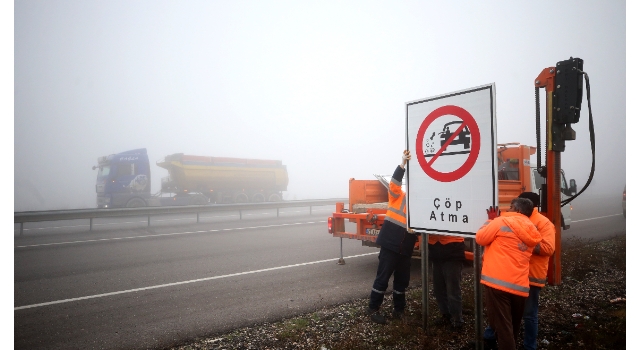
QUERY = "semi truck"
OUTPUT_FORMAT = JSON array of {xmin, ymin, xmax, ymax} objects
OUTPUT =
[
  {"xmin": 94, "ymin": 148, "xmax": 288, "ymax": 208},
  {"xmin": 327, "ymin": 143, "xmax": 576, "ymax": 261}
]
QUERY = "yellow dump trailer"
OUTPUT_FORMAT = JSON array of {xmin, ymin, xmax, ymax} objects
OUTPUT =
[{"xmin": 157, "ymin": 154, "xmax": 288, "ymax": 203}]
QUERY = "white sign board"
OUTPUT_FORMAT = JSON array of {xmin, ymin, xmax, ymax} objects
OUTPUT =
[{"xmin": 406, "ymin": 84, "xmax": 497, "ymax": 238}]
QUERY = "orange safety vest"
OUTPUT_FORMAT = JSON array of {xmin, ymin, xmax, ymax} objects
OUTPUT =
[
  {"xmin": 476, "ymin": 212, "xmax": 542, "ymax": 297},
  {"xmin": 384, "ymin": 175, "xmax": 406, "ymax": 227},
  {"xmin": 375, "ymin": 166, "xmax": 416, "ymax": 256},
  {"xmin": 528, "ymin": 208, "xmax": 556, "ymax": 287},
  {"xmin": 428, "ymin": 235, "xmax": 464, "ymax": 245}
]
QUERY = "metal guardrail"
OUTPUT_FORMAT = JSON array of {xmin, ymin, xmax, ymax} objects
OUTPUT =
[{"xmin": 14, "ymin": 198, "xmax": 347, "ymax": 235}]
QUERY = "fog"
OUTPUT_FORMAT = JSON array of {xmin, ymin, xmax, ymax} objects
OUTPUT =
[{"xmin": 14, "ymin": 1, "xmax": 627, "ymax": 212}]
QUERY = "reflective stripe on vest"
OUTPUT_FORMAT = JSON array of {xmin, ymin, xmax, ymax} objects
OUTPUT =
[
  {"xmin": 481, "ymin": 274, "xmax": 530, "ymax": 294},
  {"xmin": 387, "ymin": 206, "xmax": 405, "ymax": 218},
  {"xmin": 385, "ymin": 215, "xmax": 406, "ymax": 227},
  {"xmin": 500, "ymin": 225, "xmax": 513, "ymax": 232},
  {"xmin": 529, "ymin": 276, "xmax": 547, "ymax": 285},
  {"xmin": 385, "ymin": 195, "xmax": 406, "ymax": 226}
]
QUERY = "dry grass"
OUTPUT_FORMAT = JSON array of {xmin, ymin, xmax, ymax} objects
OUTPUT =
[{"xmin": 165, "ymin": 235, "xmax": 626, "ymax": 350}]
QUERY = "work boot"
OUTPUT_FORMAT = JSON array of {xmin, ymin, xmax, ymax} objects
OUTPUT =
[
  {"xmin": 391, "ymin": 309, "xmax": 404, "ymax": 321},
  {"xmin": 434, "ymin": 314, "xmax": 451, "ymax": 326},
  {"xmin": 366, "ymin": 308, "xmax": 387, "ymax": 324}
]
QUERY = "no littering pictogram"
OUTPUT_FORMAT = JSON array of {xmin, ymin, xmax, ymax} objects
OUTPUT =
[{"xmin": 415, "ymin": 105, "xmax": 481, "ymax": 182}]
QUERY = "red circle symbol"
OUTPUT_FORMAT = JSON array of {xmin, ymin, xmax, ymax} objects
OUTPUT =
[{"xmin": 415, "ymin": 105, "xmax": 480, "ymax": 182}]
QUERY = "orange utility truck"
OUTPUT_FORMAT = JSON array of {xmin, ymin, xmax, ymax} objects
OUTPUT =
[{"xmin": 327, "ymin": 143, "xmax": 576, "ymax": 263}]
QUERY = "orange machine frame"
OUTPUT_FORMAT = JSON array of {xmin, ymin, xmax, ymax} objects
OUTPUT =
[{"xmin": 535, "ymin": 67, "xmax": 563, "ymax": 286}]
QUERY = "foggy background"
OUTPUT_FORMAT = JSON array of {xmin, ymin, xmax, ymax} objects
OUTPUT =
[{"xmin": 14, "ymin": 1, "xmax": 627, "ymax": 212}]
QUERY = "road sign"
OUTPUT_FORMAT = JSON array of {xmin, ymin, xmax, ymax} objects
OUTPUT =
[
  {"xmin": 415, "ymin": 105, "xmax": 481, "ymax": 182},
  {"xmin": 406, "ymin": 84, "xmax": 497, "ymax": 238}
]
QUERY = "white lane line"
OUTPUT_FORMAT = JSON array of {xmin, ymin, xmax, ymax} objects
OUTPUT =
[
  {"xmin": 14, "ymin": 252, "xmax": 378, "ymax": 311},
  {"xmin": 15, "ymin": 221, "xmax": 325, "ymax": 248},
  {"xmin": 572, "ymin": 214, "xmax": 622, "ymax": 223}
]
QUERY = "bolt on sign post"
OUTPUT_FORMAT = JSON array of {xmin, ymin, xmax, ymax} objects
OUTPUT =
[{"xmin": 406, "ymin": 84, "xmax": 497, "ymax": 343}]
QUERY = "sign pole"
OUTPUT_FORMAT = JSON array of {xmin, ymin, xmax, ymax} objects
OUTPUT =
[
  {"xmin": 421, "ymin": 232, "xmax": 429, "ymax": 333},
  {"xmin": 473, "ymin": 241, "xmax": 483, "ymax": 350}
]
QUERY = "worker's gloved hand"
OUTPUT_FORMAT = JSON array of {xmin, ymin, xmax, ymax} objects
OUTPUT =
[
  {"xmin": 401, "ymin": 150, "xmax": 412, "ymax": 167},
  {"xmin": 486, "ymin": 206, "xmax": 500, "ymax": 220}
]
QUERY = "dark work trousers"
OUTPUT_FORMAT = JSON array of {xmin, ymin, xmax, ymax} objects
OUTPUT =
[
  {"xmin": 369, "ymin": 246, "xmax": 412, "ymax": 312},
  {"xmin": 484, "ymin": 285, "xmax": 527, "ymax": 350},
  {"xmin": 432, "ymin": 259, "xmax": 464, "ymax": 322}
]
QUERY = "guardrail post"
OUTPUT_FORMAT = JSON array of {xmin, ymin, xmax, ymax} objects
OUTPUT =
[
  {"xmin": 148, "ymin": 215, "xmax": 151, "ymax": 227},
  {"xmin": 277, "ymin": 208, "xmax": 280, "ymax": 217},
  {"xmin": 197, "ymin": 212, "xmax": 200, "ymax": 223},
  {"xmin": 239, "ymin": 210, "xmax": 242, "ymax": 220},
  {"xmin": 20, "ymin": 222, "xmax": 23, "ymax": 236},
  {"xmin": 90, "ymin": 218, "xmax": 93, "ymax": 231},
  {"xmin": 310, "ymin": 206, "xmax": 312, "ymax": 215}
]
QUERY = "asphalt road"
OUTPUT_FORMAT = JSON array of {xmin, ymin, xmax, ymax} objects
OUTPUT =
[{"xmin": 14, "ymin": 198, "xmax": 625, "ymax": 349}]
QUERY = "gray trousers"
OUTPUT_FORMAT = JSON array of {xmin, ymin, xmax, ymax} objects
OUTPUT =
[{"xmin": 431, "ymin": 259, "xmax": 464, "ymax": 322}]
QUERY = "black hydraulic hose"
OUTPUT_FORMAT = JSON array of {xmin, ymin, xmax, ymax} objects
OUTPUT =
[
  {"xmin": 535, "ymin": 87, "xmax": 543, "ymax": 175},
  {"xmin": 561, "ymin": 70, "xmax": 595, "ymax": 206}
]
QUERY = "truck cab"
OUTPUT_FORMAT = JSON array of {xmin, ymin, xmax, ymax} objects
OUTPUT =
[
  {"xmin": 94, "ymin": 149, "xmax": 151, "ymax": 208},
  {"xmin": 530, "ymin": 165, "xmax": 575, "ymax": 229},
  {"xmin": 497, "ymin": 143, "xmax": 575, "ymax": 230}
]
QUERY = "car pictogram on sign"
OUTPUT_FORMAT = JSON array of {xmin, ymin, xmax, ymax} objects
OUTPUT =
[
  {"xmin": 415, "ymin": 105, "xmax": 481, "ymax": 183},
  {"xmin": 424, "ymin": 120, "xmax": 472, "ymax": 157},
  {"xmin": 440, "ymin": 121, "xmax": 471, "ymax": 152}
]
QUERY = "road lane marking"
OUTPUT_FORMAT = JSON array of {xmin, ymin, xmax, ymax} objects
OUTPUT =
[
  {"xmin": 572, "ymin": 214, "xmax": 622, "ymax": 223},
  {"xmin": 14, "ymin": 252, "xmax": 378, "ymax": 311},
  {"xmin": 15, "ymin": 221, "xmax": 326, "ymax": 248}
]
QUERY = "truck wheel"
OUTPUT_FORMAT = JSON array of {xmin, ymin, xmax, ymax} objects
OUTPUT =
[
  {"xmin": 191, "ymin": 195, "xmax": 208, "ymax": 205},
  {"xmin": 125, "ymin": 198, "xmax": 146, "ymax": 208},
  {"xmin": 222, "ymin": 195, "xmax": 233, "ymax": 204},
  {"xmin": 268, "ymin": 193, "xmax": 281, "ymax": 202},
  {"xmin": 234, "ymin": 192, "xmax": 249, "ymax": 203},
  {"xmin": 252, "ymin": 193, "xmax": 265, "ymax": 203}
]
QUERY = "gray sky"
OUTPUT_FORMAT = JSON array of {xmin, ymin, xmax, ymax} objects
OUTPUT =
[{"xmin": 13, "ymin": 1, "xmax": 627, "ymax": 211}]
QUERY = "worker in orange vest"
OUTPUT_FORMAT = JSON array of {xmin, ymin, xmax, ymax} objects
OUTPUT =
[
  {"xmin": 483, "ymin": 192, "xmax": 555, "ymax": 350},
  {"xmin": 366, "ymin": 150, "xmax": 418, "ymax": 324},
  {"xmin": 476, "ymin": 198, "xmax": 541, "ymax": 350},
  {"xmin": 428, "ymin": 234, "xmax": 466, "ymax": 330}
]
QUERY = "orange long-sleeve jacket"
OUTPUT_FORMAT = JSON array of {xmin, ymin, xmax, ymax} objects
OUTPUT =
[
  {"xmin": 476, "ymin": 212, "xmax": 542, "ymax": 297},
  {"xmin": 528, "ymin": 208, "xmax": 556, "ymax": 287},
  {"xmin": 375, "ymin": 166, "xmax": 417, "ymax": 256},
  {"xmin": 428, "ymin": 235, "xmax": 464, "ymax": 245}
]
